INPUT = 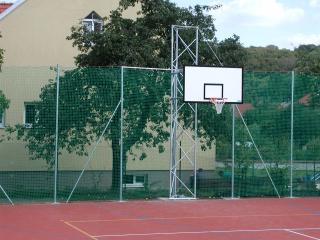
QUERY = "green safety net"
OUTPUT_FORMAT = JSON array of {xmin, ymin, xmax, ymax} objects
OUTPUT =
[{"xmin": 0, "ymin": 67, "xmax": 319, "ymax": 203}]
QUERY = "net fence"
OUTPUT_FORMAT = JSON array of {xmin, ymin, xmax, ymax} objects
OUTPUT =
[{"xmin": 0, "ymin": 66, "xmax": 319, "ymax": 203}]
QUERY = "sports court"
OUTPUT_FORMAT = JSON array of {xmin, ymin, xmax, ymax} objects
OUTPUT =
[
  {"xmin": 1, "ymin": 24, "xmax": 320, "ymax": 240},
  {"xmin": 1, "ymin": 197, "xmax": 320, "ymax": 240}
]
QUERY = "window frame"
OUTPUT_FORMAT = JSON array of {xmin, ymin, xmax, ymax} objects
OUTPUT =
[
  {"xmin": 23, "ymin": 102, "xmax": 39, "ymax": 128},
  {"xmin": 0, "ymin": 111, "xmax": 5, "ymax": 128},
  {"xmin": 124, "ymin": 174, "xmax": 146, "ymax": 188},
  {"xmin": 82, "ymin": 11, "xmax": 103, "ymax": 33}
]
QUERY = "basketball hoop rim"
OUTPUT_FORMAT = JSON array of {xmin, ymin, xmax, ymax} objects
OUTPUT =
[
  {"xmin": 209, "ymin": 97, "xmax": 227, "ymax": 114},
  {"xmin": 209, "ymin": 97, "xmax": 228, "ymax": 104}
]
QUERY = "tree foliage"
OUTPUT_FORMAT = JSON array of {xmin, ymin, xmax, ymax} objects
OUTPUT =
[
  {"xmin": 295, "ymin": 44, "xmax": 320, "ymax": 74},
  {"xmin": 8, "ymin": 68, "xmax": 171, "ymax": 190},
  {"xmin": 245, "ymin": 45, "xmax": 296, "ymax": 71},
  {"xmin": 9, "ymin": 0, "xmax": 246, "ymax": 190},
  {"xmin": 67, "ymin": 0, "xmax": 245, "ymax": 68},
  {"xmin": 218, "ymin": 35, "xmax": 247, "ymax": 67},
  {"xmin": 0, "ymin": 32, "xmax": 10, "ymax": 114},
  {"xmin": 243, "ymin": 44, "xmax": 320, "ymax": 165},
  {"xmin": 0, "ymin": 33, "xmax": 4, "ymax": 69}
]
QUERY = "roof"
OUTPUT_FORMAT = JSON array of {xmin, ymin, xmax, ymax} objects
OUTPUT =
[
  {"xmin": 84, "ymin": 11, "xmax": 102, "ymax": 20},
  {"xmin": 0, "ymin": 3, "xmax": 13, "ymax": 14},
  {"xmin": 235, "ymin": 103, "xmax": 254, "ymax": 117},
  {"xmin": 0, "ymin": 0, "xmax": 26, "ymax": 20},
  {"xmin": 299, "ymin": 94, "xmax": 310, "ymax": 105}
]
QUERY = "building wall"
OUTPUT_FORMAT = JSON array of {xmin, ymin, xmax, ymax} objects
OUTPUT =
[
  {"xmin": 0, "ymin": 170, "xmax": 196, "ymax": 193},
  {"xmin": 0, "ymin": 67, "xmax": 216, "ymax": 172},
  {"xmin": 0, "ymin": 1, "xmax": 217, "ymax": 174},
  {"xmin": 0, "ymin": 0, "xmax": 139, "ymax": 67}
]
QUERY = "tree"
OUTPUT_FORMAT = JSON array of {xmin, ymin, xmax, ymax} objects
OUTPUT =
[
  {"xmin": 0, "ymin": 33, "xmax": 10, "ymax": 116},
  {"xmin": 245, "ymin": 45, "xmax": 296, "ymax": 71},
  {"xmin": 217, "ymin": 35, "xmax": 247, "ymax": 67},
  {"xmin": 294, "ymin": 45, "xmax": 320, "ymax": 106},
  {"xmin": 295, "ymin": 44, "xmax": 320, "ymax": 73},
  {"xmin": 68, "ymin": 0, "xmax": 224, "ymax": 67},
  {"xmin": 8, "ymin": 67, "xmax": 171, "ymax": 191},
  {"xmin": 10, "ymin": 0, "xmax": 246, "ymax": 191},
  {"xmin": 0, "ymin": 33, "xmax": 4, "ymax": 69}
]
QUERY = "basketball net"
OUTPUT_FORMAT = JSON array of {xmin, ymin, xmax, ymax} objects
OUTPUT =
[{"xmin": 210, "ymin": 97, "xmax": 227, "ymax": 114}]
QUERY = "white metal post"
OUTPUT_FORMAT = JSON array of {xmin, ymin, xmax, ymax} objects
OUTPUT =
[
  {"xmin": 66, "ymin": 101, "xmax": 121, "ymax": 203},
  {"xmin": 232, "ymin": 105, "xmax": 235, "ymax": 199},
  {"xmin": 120, "ymin": 67, "xmax": 124, "ymax": 202},
  {"xmin": 290, "ymin": 71, "xmax": 295, "ymax": 198},
  {"xmin": 194, "ymin": 103, "xmax": 198, "ymax": 198},
  {"xmin": 0, "ymin": 184, "xmax": 13, "ymax": 205},
  {"xmin": 169, "ymin": 25, "xmax": 174, "ymax": 198},
  {"xmin": 54, "ymin": 64, "xmax": 60, "ymax": 204},
  {"xmin": 236, "ymin": 105, "xmax": 281, "ymax": 198},
  {"xmin": 194, "ymin": 27, "xmax": 199, "ymax": 198}
]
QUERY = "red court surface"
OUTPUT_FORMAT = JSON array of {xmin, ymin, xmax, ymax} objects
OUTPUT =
[{"xmin": 1, "ymin": 197, "xmax": 320, "ymax": 240}]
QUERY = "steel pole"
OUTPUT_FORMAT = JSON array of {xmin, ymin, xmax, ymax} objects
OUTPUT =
[
  {"xmin": 290, "ymin": 71, "xmax": 295, "ymax": 198},
  {"xmin": 54, "ymin": 64, "xmax": 60, "ymax": 204},
  {"xmin": 120, "ymin": 67, "xmax": 124, "ymax": 202},
  {"xmin": 232, "ymin": 105, "xmax": 235, "ymax": 199}
]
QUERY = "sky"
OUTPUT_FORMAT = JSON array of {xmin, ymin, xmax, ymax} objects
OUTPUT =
[
  {"xmin": 172, "ymin": 0, "xmax": 320, "ymax": 50},
  {"xmin": 6, "ymin": 0, "xmax": 320, "ymax": 50}
]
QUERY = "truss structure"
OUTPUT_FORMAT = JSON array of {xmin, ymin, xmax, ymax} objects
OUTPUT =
[{"xmin": 170, "ymin": 25, "xmax": 199, "ymax": 199}]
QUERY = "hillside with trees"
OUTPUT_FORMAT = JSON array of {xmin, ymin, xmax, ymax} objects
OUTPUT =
[
  {"xmin": 245, "ymin": 45, "xmax": 296, "ymax": 71},
  {"xmin": 244, "ymin": 44, "xmax": 320, "ymax": 74}
]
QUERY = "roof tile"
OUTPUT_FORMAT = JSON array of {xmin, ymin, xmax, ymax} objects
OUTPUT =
[{"xmin": 0, "ymin": 3, "xmax": 13, "ymax": 14}]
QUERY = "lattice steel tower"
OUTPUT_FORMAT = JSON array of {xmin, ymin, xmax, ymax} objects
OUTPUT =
[{"xmin": 170, "ymin": 25, "xmax": 199, "ymax": 199}]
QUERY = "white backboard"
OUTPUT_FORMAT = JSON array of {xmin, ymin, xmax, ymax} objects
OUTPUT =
[{"xmin": 184, "ymin": 66, "xmax": 243, "ymax": 103}]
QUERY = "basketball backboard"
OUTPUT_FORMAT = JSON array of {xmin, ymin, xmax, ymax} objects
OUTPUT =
[{"xmin": 184, "ymin": 66, "xmax": 243, "ymax": 104}]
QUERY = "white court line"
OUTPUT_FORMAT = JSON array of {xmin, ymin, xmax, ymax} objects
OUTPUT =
[
  {"xmin": 286, "ymin": 229, "xmax": 320, "ymax": 240},
  {"xmin": 67, "ymin": 213, "xmax": 316, "ymax": 223},
  {"xmin": 93, "ymin": 227, "xmax": 320, "ymax": 238}
]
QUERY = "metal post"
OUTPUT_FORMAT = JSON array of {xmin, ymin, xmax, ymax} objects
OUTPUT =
[
  {"xmin": 0, "ymin": 185, "xmax": 13, "ymax": 205},
  {"xmin": 170, "ymin": 25, "xmax": 199, "ymax": 199},
  {"xmin": 120, "ymin": 67, "xmax": 124, "ymax": 202},
  {"xmin": 232, "ymin": 105, "xmax": 235, "ymax": 199},
  {"xmin": 173, "ymin": 28, "xmax": 179, "ymax": 197},
  {"xmin": 194, "ymin": 28, "xmax": 199, "ymax": 199},
  {"xmin": 236, "ymin": 105, "xmax": 281, "ymax": 198},
  {"xmin": 66, "ymin": 101, "xmax": 121, "ymax": 203},
  {"xmin": 54, "ymin": 64, "xmax": 60, "ymax": 204},
  {"xmin": 194, "ymin": 103, "xmax": 197, "ymax": 198},
  {"xmin": 290, "ymin": 71, "xmax": 294, "ymax": 198},
  {"xmin": 169, "ymin": 25, "xmax": 174, "ymax": 198}
]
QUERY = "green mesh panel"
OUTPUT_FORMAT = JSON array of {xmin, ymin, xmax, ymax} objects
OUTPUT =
[
  {"xmin": 1, "ymin": 67, "xmax": 320, "ymax": 203},
  {"xmin": 122, "ymin": 68, "xmax": 171, "ymax": 200}
]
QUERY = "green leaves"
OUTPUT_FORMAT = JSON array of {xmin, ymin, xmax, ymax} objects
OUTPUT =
[
  {"xmin": 0, "ymin": 90, "xmax": 9, "ymax": 113},
  {"xmin": 0, "ymin": 33, "xmax": 10, "ymax": 116},
  {"xmin": 217, "ymin": 35, "xmax": 247, "ymax": 67},
  {"xmin": 0, "ymin": 32, "xmax": 3, "ymax": 70},
  {"xmin": 245, "ymin": 45, "xmax": 296, "ymax": 72},
  {"xmin": 67, "ymin": 0, "xmax": 227, "ymax": 68}
]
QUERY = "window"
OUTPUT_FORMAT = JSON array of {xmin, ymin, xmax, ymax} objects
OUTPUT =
[
  {"xmin": 24, "ymin": 103, "xmax": 39, "ymax": 128},
  {"xmin": 0, "ymin": 111, "xmax": 5, "ymax": 128},
  {"xmin": 124, "ymin": 174, "xmax": 146, "ymax": 188},
  {"xmin": 82, "ymin": 11, "xmax": 103, "ymax": 33}
]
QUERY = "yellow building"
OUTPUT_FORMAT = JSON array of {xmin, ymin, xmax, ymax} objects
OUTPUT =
[
  {"xmin": 0, "ymin": 1, "xmax": 216, "ymax": 195},
  {"xmin": 0, "ymin": 0, "xmax": 138, "ymax": 66}
]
